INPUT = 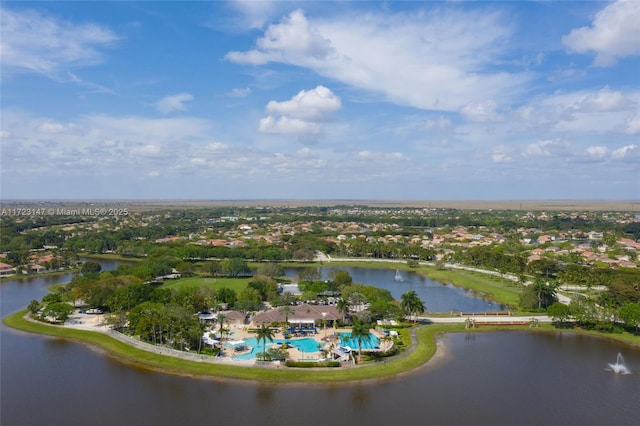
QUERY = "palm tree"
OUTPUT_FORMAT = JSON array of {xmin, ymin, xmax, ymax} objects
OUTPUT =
[
  {"xmin": 256, "ymin": 323, "xmax": 275, "ymax": 361},
  {"xmin": 348, "ymin": 292, "xmax": 367, "ymax": 313},
  {"xmin": 215, "ymin": 312, "xmax": 228, "ymax": 340},
  {"xmin": 381, "ymin": 334, "xmax": 393, "ymax": 352},
  {"xmin": 401, "ymin": 290, "xmax": 426, "ymax": 322},
  {"xmin": 279, "ymin": 305, "xmax": 295, "ymax": 328},
  {"xmin": 531, "ymin": 278, "xmax": 558, "ymax": 310},
  {"xmin": 337, "ymin": 298, "xmax": 350, "ymax": 322},
  {"xmin": 349, "ymin": 317, "xmax": 371, "ymax": 364}
]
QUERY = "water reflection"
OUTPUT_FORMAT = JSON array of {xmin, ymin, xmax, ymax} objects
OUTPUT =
[
  {"xmin": 2, "ymin": 264, "xmax": 639, "ymax": 425},
  {"xmin": 285, "ymin": 266, "xmax": 506, "ymax": 312}
]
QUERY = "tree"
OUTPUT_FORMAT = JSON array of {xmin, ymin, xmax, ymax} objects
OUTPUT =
[
  {"xmin": 214, "ymin": 313, "xmax": 229, "ymax": 340},
  {"xmin": 349, "ymin": 317, "xmax": 371, "ymax": 364},
  {"xmin": 298, "ymin": 267, "xmax": 321, "ymax": 283},
  {"xmin": 28, "ymin": 299, "xmax": 40, "ymax": 315},
  {"xmin": 81, "ymin": 261, "xmax": 102, "ymax": 275},
  {"xmin": 220, "ymin": 258, "xmax": 249, "ymax": 277},
  {"xmin": 216, "ymin": 287, "xmax": 237, "ymax": 306},
  {"xmin": 256, "ymin": 323, "xmax": 275, "ymax": 361},
  {"xmin": 42, "ymin": 302, "xmax": 73, "ymax": 323},
  {"xmin": 256, "ymin": 263, "xmax": 284, "ymax": 279},
  {"xmin": 618, "ymin": 302, "xmax": 640, "ymax": 333},
  {"xmin": 521, "ymin": 278, "xmax": 558, "ymax": 310},
  {"xmin": 401, "ymin": 290, "xmax": 426, "ymax": 322},
  {"xmin": 348, "ymin": 292, "xmax": 367, "ymax": 313},
  {"xmin": 279, "ymin": 305, "xmax": 295, "ymax": 327},
  {"xmin": 337, "ymin": 299, "xmax": 350, "ymax": 322},
  {"xmin": 248, "ymin": 275, "xmax": 278, "ymax": 301},
  {"xmin": 547, "ymin": 302, "xmax": 572, "ymax": 326},
  {"xmin": 329, "ymin": 270, "xmax": 352, "ymax": 286}
]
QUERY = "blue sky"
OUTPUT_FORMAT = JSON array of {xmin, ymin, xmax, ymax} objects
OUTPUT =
[{"xmin": 1, "ymin": 1, "xmax": 638, "ymax": 200}]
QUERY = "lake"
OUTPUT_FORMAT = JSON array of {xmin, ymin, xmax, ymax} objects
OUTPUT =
[
  {"xmin": 1, "ymin": 262, "xmax": 639, "ymax": 425},
  {"xmin": 285, "ymin": 266, "xmax": 506, "ymax": 313}
]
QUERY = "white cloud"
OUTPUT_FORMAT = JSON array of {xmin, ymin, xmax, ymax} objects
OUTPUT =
[
  {"xmin": 525, "ymin": 139, "xmax": 566, "ymax": 158},
  {"xmin": 562, "ymin": 0, "xmax": 640, "ymax": 66},
  {"xmin": 130, "ymin": 144, "xmax": 163, "ymax": 158},
  {"xmin": 611, "ymin": 144, "xmax": 638, "ymax": 160},
  {"xmin": 0, "ymin": 6, "xmax": 118, "ymax": 75},
  {"xmin": 229, "ymin": 87, "xmax": 252, "ymax": 97},
  {"xmin": 586, "ymin": 146, "xmax": 609, "ymax": 160},
  {"xmin": 578, "ymin": 87, "xmax": 633, "ymax": 112},
  {"xmin": 510, "ymin": 87, "xmax": 640, "ymax": 135},
  {"xmin": 424, "ymin": 116, "xmax": 453, "ymax": 129},
  {"xmin": 227, "ymin": 8, "xmax": 529, "ymax": 112},
  {"xmin": 265, "ymin": 85, "xmax": 341, "ymax": 120},
  {"xmin": 38, "ymin": 121, "xmax": 79, "ymax": 134},
  {"xmin": 259, "ymin": 85, "xmax": 341, "ymax": 140},
  {"xmin": 491, "ymin": 146, "xmax": 512, "ymax": 163},
  {"xmin": 229, "ymin": 0, "xmax": 278, "ymax": 29},
  {"xmin": 226, "ymin": 9, "xmax": 333, "ymax": 64},
  {"xmin": 156, "ymin": 93, "xmax": 194, "ymax": 114},
  {"xmin": 460, "ymin": 100, "xmax": 503, "ymax": 123},
  {"xmin": 259, "ymin": 116, "xmax": 321, "ymax": 135},
  {"xmin": 626, "ymin": 114, "xmax": 640, "ymax": 135}
]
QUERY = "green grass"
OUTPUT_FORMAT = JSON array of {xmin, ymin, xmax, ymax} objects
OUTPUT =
[
  {"xmin": 419, "ymin": 268, "xmax": 522, "ymax": 307},
  {"xmin": 6, "ymin": 311, "xmax": 639, "ymax": 382},
  {"xmin": 3, "ymin": 309, "xmax": 457, "ymax": 382},
  {"xmin": 159, "ymin": 276, "xmax": 251, "ymax": 293},
  {"xmin": 280, "ymin": 260, "xmax": 522, "ymax": 308}
]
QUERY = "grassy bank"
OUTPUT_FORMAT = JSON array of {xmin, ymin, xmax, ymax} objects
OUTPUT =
[
  {"xmin": 3, "ymin": 310, "xmax": 456, "ymax": 382},
  {"xmin": 418, "ymin": 268, "xmax": 521, "ymax": 308},
  {"xmin": 6, "ymin": 311, "xmax": 639, "ymax": 382},
  {"xmin": 279, "ymin": 260, "xmax": 521, "ymax": 308},
  {"xmin": 0, "ymin": 268, "xmax": 80, "ymax": 281}
]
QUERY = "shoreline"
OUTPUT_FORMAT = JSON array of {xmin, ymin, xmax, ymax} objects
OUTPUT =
[
  {"xmin": 5, "ymin": 310, "xmax": 640, "ymax": 384},
  {"xmin": 4, "ymin": 309, "xmax": 455, "ymax": 384}
]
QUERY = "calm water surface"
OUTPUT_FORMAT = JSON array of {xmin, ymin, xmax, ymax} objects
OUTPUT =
[
  {"xmin": 285, "ymin": 266, "xmax": 506, "ymax": 313},
  {"xmin": 2, "ymin": 263, "xmax": 639, "ymax": 425}
]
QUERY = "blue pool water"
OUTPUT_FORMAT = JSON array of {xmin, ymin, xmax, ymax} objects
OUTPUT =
[
  {"xmin": 228, "ymin": 337, "xmax": 323, "ymax": 361},
  {"xmin": 339, "ymin": 333, "xmax": 380, "ymax": 350},
  {"xmin": 281, "ymin": 337, "xmax": 324, "ymax": 353}
]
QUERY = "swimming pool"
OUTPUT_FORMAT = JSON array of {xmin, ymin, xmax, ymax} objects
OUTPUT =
[
  {"xmin": 339, "ymin": 333, "xmax": 380, "ymax": 350},
  {"xmin": 228, "ymin": 337, "xmax": 323, "ymax": 361},
  {"xmin": 280, "ymin": 337, "xmax": 324, "ymax": 353}
]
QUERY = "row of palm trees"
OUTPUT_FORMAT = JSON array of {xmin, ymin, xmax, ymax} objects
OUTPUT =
[
  {"xmin": 253, "ymin": 319, "xmax": 373, "ymax": 363},
  {"xmin": 401, "ymin": 290, "xmax": 426, "ymax": 321}
]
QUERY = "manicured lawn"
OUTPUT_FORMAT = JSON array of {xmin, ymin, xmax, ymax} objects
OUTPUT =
[
  {"xmin": 276, "ymin": 259, "xmax": 523, "ymax": 308},
  {"xmin": 159, "ymin": 276, "xmax": 250, "ymax": 293},
  {"xmin": 419, "ymin": 268, "xmax": 522, "ymax": 308},
  {"xmin": 3, "ymin": 309, "xmax": 458, "ymax": 382},
  {"xmin": 6, "ymin": 311, "xmax": 638, "ymax": 382}
]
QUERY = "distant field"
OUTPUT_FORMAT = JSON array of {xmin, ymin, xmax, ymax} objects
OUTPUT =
[
  {"xmin": 159, "ymin": 276, "xmax": 250, "ymax": 293},
  {"xmin": 1, "ymin": 199, "xmax": 638, "ymax": 211}
]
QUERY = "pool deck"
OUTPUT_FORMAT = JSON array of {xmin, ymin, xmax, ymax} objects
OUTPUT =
[
  {"xmin": 62, "ymin": 311, "xmax": 389, "ymax": 365},
  {"xmin": 225, "ymin": 325, "xmax": 388, "ymax": 362}
]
